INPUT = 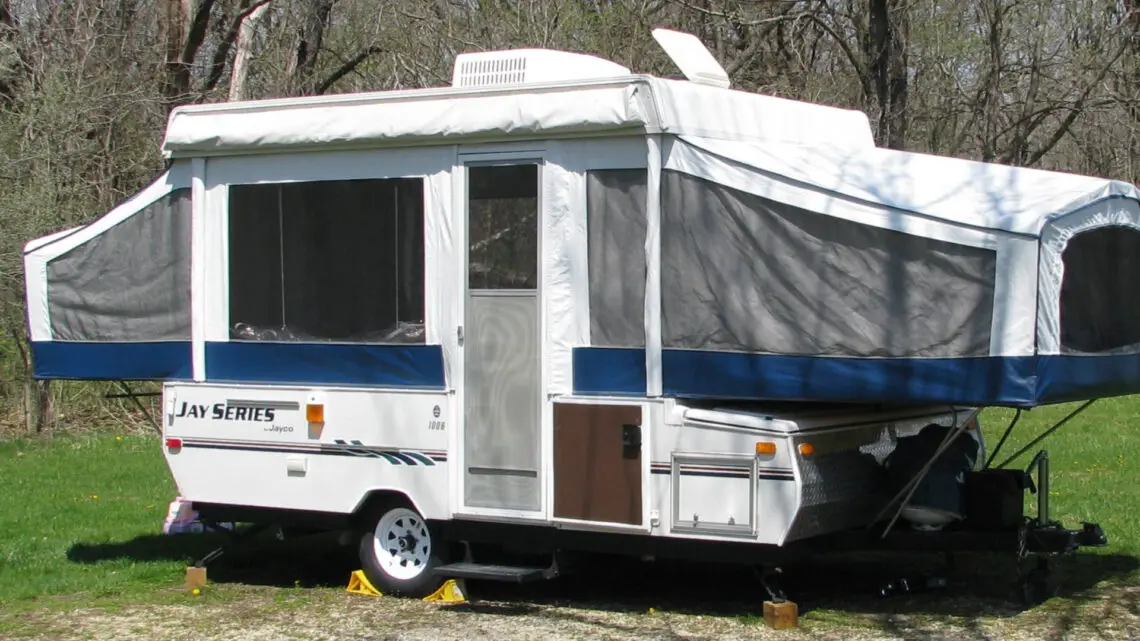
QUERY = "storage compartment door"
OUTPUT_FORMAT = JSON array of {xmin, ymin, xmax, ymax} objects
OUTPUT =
[
  {"xmin": 671, "ymin": 453, "xmax": 757, "ymax": 537},
  {"xmin": 553, "ymin": 402, "xmax": 643, "ymax": 525}
]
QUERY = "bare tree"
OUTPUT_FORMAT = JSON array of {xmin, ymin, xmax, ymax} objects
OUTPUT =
[{"xmin": 4, "ymin": 0, "xmax": 1140, "ymax": 433}]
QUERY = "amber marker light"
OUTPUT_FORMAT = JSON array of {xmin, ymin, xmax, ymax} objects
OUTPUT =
[
  {"xmin": 306, "ymin": 403, "xmax": 325, "ymax": 424},
  {"xmin": 755, "ymin": 441, "xmax": 777, "ymax": 455}
]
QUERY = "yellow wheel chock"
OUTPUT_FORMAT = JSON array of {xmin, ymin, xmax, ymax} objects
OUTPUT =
[
  {"xmin": 423, "ymin": 578, "xmax": 467, "ymax": 602},
  {"xmin": 345, "ymin": 569, "xmax": 467, "ymax": 603},
  {"xmin": 346, "ymin": 569, "xmax": 382, "ymax": 596}
]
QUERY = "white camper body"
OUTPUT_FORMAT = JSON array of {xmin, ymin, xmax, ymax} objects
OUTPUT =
[
  {"xmin": 161, "ymin": 380, "xmax": 970, "ymax": 545},
  {"xmin": 23, "ymin": 31, "xmax": 1127, "ymax": 596}
]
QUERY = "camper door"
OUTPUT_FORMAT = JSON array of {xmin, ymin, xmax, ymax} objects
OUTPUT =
[{"xmin": 454, "ymin": 147, "xmax": 547, "ymax": 520}]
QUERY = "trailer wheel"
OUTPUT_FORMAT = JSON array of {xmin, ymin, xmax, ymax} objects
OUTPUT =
[{"xmin": 358, "ymin": 503, "xmax": 444, "ymax": 598}]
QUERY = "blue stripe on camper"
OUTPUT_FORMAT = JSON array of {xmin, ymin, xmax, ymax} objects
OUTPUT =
[
  {"xmin": 660, "ymin": 350, "xmax": 1039, "ymax": 405},
  {"xmin": 656, "ymin": 350, "xmax": 1140, "ymax": 406},
  {"xmin": 573, "ymin": 347, "xmax": 1140, "ymax": 406},
  {"xmin": 30, "ymin": 341, "xmax": 192, "ymax": 380},
  {"xmin": 205, "ymin": 342, "xmax": 445, "ymax": 388},
  {"xmin": 660, "ymin": 350, "xmax": 1039, "ymax": 406},
  {"xmin": 572, "ymin": 347, "xmax": 646, "ymax": 396},
  {"xmin": 1036, "ymin": 353, "xmax": 1140, "ymax": 405}
]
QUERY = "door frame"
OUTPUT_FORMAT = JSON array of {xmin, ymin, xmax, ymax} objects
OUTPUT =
[{"xmin": 450, "ymin": 143, "xmax": 550, "ymax": 522}]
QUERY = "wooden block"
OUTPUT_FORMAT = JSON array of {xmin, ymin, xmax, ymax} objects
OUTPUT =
[
  {"xmin": 763, "ymin": 600, "xmax": 798, "ymax": 630},
  {"xmin": 185, "ymin": 566, "xmax": 207, "ymax": 590}
]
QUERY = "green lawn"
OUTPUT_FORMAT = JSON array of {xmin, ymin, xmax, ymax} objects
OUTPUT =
[
  {"xmin": 0, "ymin": 397, "xmax": 1139, "ymax": 610},
  {"xmin": 984, "ymin": 399, "xmax": 1140, "ymax": 559},
  {"xmin": 0, "ymin": 435, "xmax": 205, "ymax": 604}
]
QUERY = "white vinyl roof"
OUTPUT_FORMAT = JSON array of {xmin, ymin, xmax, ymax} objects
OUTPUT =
[
  {"xmin": 680, "ymin": 136, "xmax": 1140, "ymax": 236},
  {"xmin": 160, "ymin": 76, "xmax": 875, "ymax": 157}
]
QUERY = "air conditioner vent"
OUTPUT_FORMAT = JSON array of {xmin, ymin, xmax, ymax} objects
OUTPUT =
[
  {"xmin": 451, "ymin": 49, "xmax": 631, "ymax": 88},
  {"xmin": 455, "ymin": 55, "xmax": 528, "ymax": 88}
]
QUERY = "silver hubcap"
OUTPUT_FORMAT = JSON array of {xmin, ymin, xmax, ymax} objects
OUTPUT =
[{"xmin": 372, "ymin": 507, "xmax": 431, "ymax": 581}]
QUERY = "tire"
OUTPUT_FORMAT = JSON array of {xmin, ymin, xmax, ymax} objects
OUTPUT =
[{"xmin": 358, "ymin": 502, "xmax": 445, "ymax": 598}]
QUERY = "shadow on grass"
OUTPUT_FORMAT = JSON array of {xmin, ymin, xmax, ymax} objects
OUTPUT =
[
  {"xmin": 67, "ymin": 532, "xmax": 1140, "ymax": 631},
  {"xmin": 67, "ymin": 529, "xmax": 357, "ymax": 589}
]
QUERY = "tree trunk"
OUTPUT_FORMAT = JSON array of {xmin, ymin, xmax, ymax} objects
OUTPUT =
[
  {"xmin": 0, "ymin": 0, "xmax": 26, "ymax": 105},
  {"xmin": 23, "ymin": 379, "xmax": 51, "ymax": 435},
  {"xmin": 160, "ymin": 0, "xmax": 189, "ymax": 100},
  {"xmin": 229, "ymin": 2, "xmax": 269, "ymax": 101},
  {"xmin": 866, "ymin": 0, "xmax": 909, "ymax": 150},
  {"xmin": 162, "ymin": 0, "xmax": 220, "ymax": 105},
  {"xmin": 884, "ymin": 0, "xmax": 908, "ymax": 150},
  {"xmin": 286, "ymin": 0, "xmax": 334, "ymax": 95},
  {"xmin": 13, "ymin": 326, "xmax": 51, "ymax": 435}
]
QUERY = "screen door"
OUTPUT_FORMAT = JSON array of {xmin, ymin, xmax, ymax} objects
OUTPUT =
[{"xmin": 462, "ymin": 162, "xmax": 542, "ymax": 512}]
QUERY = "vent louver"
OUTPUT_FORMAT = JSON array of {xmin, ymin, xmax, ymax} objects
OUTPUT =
[
  {"xmin": 451, "ymin": 49, "xmax": 631, "ymax": 88},
  {"xmin": 454, "ymin": 56, "xmax": 528, "ymax": 88}
]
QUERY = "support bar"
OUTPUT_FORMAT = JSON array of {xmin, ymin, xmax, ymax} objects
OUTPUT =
[
  {"xmin": 984, "ymin": 408, "xmax": 1021, "ymax": 468},
  {"xmin": 994, "ymin": 400, "xmax": 1095, "ymax": 469}
]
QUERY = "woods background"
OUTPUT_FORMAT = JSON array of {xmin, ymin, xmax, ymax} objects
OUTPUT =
[{"xmin": 2, "ymin": 0, "xmax": 1138, "ymax": 434}]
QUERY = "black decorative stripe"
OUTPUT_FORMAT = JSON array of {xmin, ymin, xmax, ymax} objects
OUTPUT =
[
  {"xmin": 225, "ymin": 399, "xmax": 300, "ymax": 410},
  {"xmin": 649, "ymin": 468, "xmax": 795, "ymax": 481},
  {"xmin": 389, "ymin": 451, "xmax": 417, "ymax": 465},
  {"xmin": 649, "ymin": 463, "xmax": 793, "ymax": 475},
  {"xmin": 180, "ymin": 439, "xmax": 443, "ymax": 467},
  {"xmin": 685, "ymin": 471, "xmax": 750, "ymax": 479}
]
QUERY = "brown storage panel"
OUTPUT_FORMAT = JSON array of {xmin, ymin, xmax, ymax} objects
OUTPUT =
[{"xmin": 553, "ymin": 402, "xmax": 643, "ymax": 525}]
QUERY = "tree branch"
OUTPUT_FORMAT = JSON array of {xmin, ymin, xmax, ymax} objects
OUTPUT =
[
  {"xmin": 1021, "ymin": 36, "xmax": 1132, "ymax": 167},
  {"xmin": 666, "ymin": 0, "xmax": 808, "ymax": 26},
  {"xmin": 315, "ymin": 45, "xmax": 383, "ymax": 95},
  {"xmin": 723, "ymin": 1, "xmax": 801, "ymax": 77},
  {"xmin": 801, "ymin": 12, "xmax": 870, "ymax": 98}
]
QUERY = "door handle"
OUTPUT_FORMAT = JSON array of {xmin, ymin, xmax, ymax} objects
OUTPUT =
[
  {"xmin": 457, "ymin": 325, "xmax": 464, "ymax": 346},
  {"xmin": 622, "ymin": 423, "xmax": 641, "ymax": 459}
]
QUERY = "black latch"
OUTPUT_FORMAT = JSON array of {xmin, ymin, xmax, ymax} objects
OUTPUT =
[{"xmin": 621, "ymin": 423, "xmax": 641, "ymax": 459}]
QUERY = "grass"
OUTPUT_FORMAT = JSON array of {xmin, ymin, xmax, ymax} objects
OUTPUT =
[
  {"xmin": 984, "ymin": 399, "xmax": 1140, "ymax": 559},
  {"xmin": 0, "ymin": 435, "xmax": 196, "ymax": 604},
  {"xmin": 0, "ymin": 397, "xmax": 1139, "ymax": 628}
]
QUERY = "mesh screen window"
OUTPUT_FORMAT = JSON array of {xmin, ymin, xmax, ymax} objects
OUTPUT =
[{"xmin": 227, "ymin": 178, "xmax": 425, "ymax": 343}]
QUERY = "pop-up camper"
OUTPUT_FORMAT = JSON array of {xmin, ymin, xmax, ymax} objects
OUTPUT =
[{"xmin": 23, "ymin": 29, "xmax": 1126, "ymax": 600}]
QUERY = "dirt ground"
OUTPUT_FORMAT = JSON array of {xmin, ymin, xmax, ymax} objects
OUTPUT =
[
  {"xmin": 6, "ymin": 554, "xmax": 1140, "ymax": 641},
  {"xmin": 5, "ymin": 584, "xmax": 1140, "ymax": 641}
]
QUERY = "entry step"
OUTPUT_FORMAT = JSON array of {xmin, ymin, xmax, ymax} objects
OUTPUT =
[{"xmin": 433, "ymin": 562, "xmax": 550, "ymax": 583}]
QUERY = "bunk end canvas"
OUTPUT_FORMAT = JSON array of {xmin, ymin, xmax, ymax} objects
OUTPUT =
[
  {"xmin": 570, "ymin": 135, "xmax": 1140, "ymax": 408},
  {"xmin": 23, "ymin": 163, "xmax": 195, "ymax": 381},
  {"xmin": 22, "ymin": 160, "xmax": 450, "ymax": 387}
]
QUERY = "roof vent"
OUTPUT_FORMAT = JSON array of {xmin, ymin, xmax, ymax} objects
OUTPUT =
[
  {"xmin": 652, "ymin": 28, "xmax": 731, "ymax": 89},
  {"xmin": 451, "ymin": 49, "xmax": 631, "ymax": 88}
]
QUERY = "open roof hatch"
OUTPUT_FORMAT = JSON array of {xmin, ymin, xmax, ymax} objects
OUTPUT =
[{"xmin": 651, "ymin": 27, "xmax": 731, "ymax": 89}]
